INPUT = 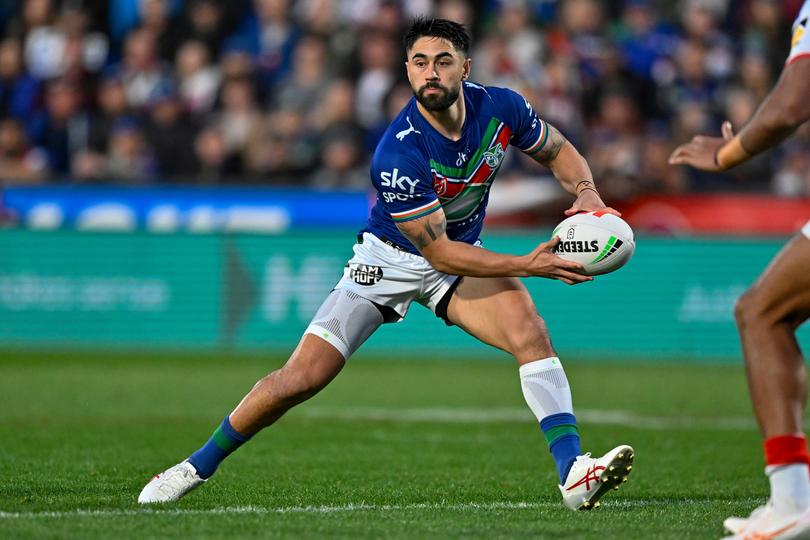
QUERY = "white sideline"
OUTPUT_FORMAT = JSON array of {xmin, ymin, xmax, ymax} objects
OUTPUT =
[
  {"xmin": 0, "ymin": 498, "xmax": 762, "ymax": 520},
  {"xmin": 296, "ymin": 406, "xmax": 759, "ymax": 431}
]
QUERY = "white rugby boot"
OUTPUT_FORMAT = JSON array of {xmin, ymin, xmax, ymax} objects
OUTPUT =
[
  {"xmin": 138, "ymin": 460, "xmax": 206, "ymax": 504},
  {"xmin": 721, "ymin": 502, "xmax": 810, "ymax": 540},
  {"xmin": 723, "ymin": 502, "xmax": 770, "ymax": 535},
  {"xmin": 559, "ymin": 444, "xmax": 634, "ymax": 510}
]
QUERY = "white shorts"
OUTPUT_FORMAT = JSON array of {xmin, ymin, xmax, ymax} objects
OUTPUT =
[
  {"xmin": 803, "ymin": 220, "xmax": 810, "ymax": 239},
  {"xmin": 334, "ymin": 232, "xmax": 463, "ymax": 323}
]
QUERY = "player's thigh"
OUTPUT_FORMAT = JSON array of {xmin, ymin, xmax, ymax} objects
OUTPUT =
[
  {"xmin": 445, "ymin": 276, "xmax": 552, "ymax": 362},
  {"xmin": 738, "ymin": 234, "xmax": 810, "ymax": 328}
]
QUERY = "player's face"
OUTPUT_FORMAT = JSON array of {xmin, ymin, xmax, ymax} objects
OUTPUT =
[{"xmin": 406, "ymin": 36, "xmax": 470, "ymax": 112}]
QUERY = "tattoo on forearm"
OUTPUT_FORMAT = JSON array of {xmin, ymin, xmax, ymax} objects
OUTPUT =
[
  {"xmin": 531, "ymin": 124, "xmax": 566, "ymax": 164},
  {"xmin": 575, "ymin": 180, "xmax": 599, "ymax": 196}
]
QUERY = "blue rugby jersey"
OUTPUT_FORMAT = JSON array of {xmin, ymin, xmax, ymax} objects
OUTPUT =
[{"xmin": 361, "ymin": 81, "xmax": 550, "ymax": 255}]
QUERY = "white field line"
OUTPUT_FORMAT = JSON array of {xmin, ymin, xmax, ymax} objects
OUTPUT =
[
  {"xmin": 295, "ymin": 407, "xmax": 759, "ymax": 431},
  {"xmin": 0, "ymin": 498, "xmax": 762, "ymax": 520}
]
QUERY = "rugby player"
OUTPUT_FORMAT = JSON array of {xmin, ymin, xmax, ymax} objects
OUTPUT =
[
  {"xmin": 670, "ymin": 2, "xmax": 810, "ymax": 537},
  {"xmin": 139, "ymin": 18, "xmax": 634, "ymax": 511}
]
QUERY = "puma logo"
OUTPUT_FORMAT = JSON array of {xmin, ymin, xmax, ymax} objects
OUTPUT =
[{"xmin": 395, "ymin": 116, "xmax": 421, "ymax": 141}]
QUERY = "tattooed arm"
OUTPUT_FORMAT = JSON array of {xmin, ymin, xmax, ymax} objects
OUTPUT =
[
  {"xmin": 394, "ymin": 207, "xmax": 590, "ymax": 283},
  {"xmin": 527, "ymin": 122, "xmax": 620, "ymax": 217},
  {"xmin": 527, "ymin": 122, "xmax": 593, "ymax": 196}
]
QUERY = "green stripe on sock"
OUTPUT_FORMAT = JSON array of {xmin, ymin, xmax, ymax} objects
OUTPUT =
[
  {"xmin": 212, "ymin": 427, "xmax": 238, "ymax": 452},
  {"xmin": 543, "ymin": 424, "xmax": 579, "ymax": 447}
]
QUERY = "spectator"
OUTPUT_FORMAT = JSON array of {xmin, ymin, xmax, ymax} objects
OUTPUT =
[
  {"xmin": 74, "ymin": 116, "xmax": 156, "ymax": 182},
  {"xmin": 175, "ymin": 39, "xmax": 221, "ymax": 115},
  {"xmin": 613, "ymin": 0, "xmax": 678, "ymax": 84},
  {"xmin": 586, "ymin": 90, "xmax": 644, "ymax": 199},
  {"xmin": 354, "ymin": 30, "xmax": 399, "ymax": 129},
  {"xmin": 215, "ymin": 75, "xmax": 263, "ymax": 155},
  {"xmin": 142, "ymin": 81, "xmax": 200, "ymax": 180},
  {"xmin": 0, "ymin": 37, "xmax": 41, "ymax": 122},
  {"xmin": 0, "ymin": 116, "xmax": 48, "ymax": 184},
  {"xmin": 232, "ymin": 0, "xmax": 301, "ymax": 89},
  {"xmin": 115, "ymin": 26, "xmax": 172, "ymax": 109},
  {"xmin": 28, "ymin": 77, "xmax": 89, "ymax": 177},
  {"xmin": 178, "ymin": 0, "xmax": 242, "ymax": 58},
  {"xmin": 193, "ymin": 123, "xmax": 243, "ymax": 184},
  {"xmin": 139, "ymin": 0, "xmax": 184, "ymax": 62},
  {"xmin": 310, "ymin": 126, "xmax": 368, "ymax": 189},
  {"xmin": 86, "ymin": 68, "xmax": 132, "ymax": 155},
  {"xmin": 273, "ymin": 34, "xmax": 330, "ymax": 115}
]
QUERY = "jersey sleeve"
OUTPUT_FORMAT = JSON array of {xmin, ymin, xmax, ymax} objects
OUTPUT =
[
  {"xmin": 787, "ymin": 3, "xmax": 810, "ymax": 64},
  {"xmin": 487, "ymin": 86, "xmax": 550, "ymax": 155},
  {"xmin": 370, "ymin": 146, "xmax": 440, "ymax": 223}
]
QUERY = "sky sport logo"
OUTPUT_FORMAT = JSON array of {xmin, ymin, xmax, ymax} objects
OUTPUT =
[{"xmin": 351, "ymin": 264, "xmax": 383, "ymax": 286}]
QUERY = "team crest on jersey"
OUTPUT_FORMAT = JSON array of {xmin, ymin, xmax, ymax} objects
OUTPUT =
[
  {"xmin": 433, "ymin": 174, "xmax": 448, "ymax": 196},
  {"xmin": 483, "ymin": 143, "xmax": 505, "ymax": 168},
  {"xmin": 793, "ymin": 18, "xmax": 806, "ymax": 47}
]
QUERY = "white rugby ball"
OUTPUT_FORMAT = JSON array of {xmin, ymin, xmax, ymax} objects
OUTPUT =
[{"xmin": 551, "ymin": 211, "xmax": 635, "ymax": 276}]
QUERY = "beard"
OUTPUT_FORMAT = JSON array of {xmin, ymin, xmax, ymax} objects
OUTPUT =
[{"xmin": 414, "ymin": 82, "xmax": 460, "ymax": 111}]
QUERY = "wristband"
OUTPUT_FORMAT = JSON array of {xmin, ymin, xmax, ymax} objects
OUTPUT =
[
  {"xmin": 577, "ymin": 187, "xmax": 599, "ymax": 196},
  {"xmin": 715, "ymin": 136, "xmax": 751, "ymax": 170}
]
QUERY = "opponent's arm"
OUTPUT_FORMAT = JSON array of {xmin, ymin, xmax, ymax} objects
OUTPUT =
[
  {"xmin": 527, "ymin": 122, "xmax": 620, "ymax": 216},
  {"xmin": 669, "ymin": 58, "xmax": 810, "ymax": 170},
  {"xmin": 395, "ymin": 207, "xmax": 591, "ymax": 284}
]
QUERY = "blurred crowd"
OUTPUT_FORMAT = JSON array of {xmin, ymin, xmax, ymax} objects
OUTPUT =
[{"xmin": 0, "ymin": 0, "xmax": 808, "ymax": 198}]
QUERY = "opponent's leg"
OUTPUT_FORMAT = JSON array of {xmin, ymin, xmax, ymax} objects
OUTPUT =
[
  {"xmin": 445, "ymin": 276, "xmax": 633, "ymax": 510},
  {"xmin": 723, "ymin": 234, "xmax": 810, "ymax": 537},
  {"xmin": 138, "ymin": 289, "xmax": 385, "ymax": 503}
]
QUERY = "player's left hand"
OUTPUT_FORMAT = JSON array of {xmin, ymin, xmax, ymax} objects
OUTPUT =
[
  {"xmin": 564, "ymin": 188, "xmax": 621, "ymax": 217},
  {"xmin": 668, "ymin": 121, "xmax": 734, "ymax": 171}
]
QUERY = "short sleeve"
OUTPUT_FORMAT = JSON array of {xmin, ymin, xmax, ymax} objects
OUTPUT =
[
  {"xmin": 787, "ymin": 5, "xmax": 810, "ymax": 64},
  {"xmin": 370, "ymin": 150, "xmax": 440, "ymax": 223},
  {"xmin": 487, "ymin": 86, "xmax": 549, "ymax": 154}
]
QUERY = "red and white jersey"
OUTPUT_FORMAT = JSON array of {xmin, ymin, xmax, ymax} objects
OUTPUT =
[{"xmin": 788, "ymin": 0, "xmax": 810, "ymax": 64}]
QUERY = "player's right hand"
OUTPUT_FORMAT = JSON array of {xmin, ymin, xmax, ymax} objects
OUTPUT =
[{"xmin": 524, "ymin": 237, "xmax": 592, "ymax": 285}]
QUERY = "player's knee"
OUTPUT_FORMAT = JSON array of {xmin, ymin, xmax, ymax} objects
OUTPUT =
[
  {"xmin": 279, "ymin": 363, "xmax": 330, "ymax": 404},
  {"xmin": 735, "ymin": 286, "xmax": 775, "ymax": 330},
  {"xmin": 254, "ymin": 366, "xmax": 324, "ymax": 409},
  {"xmin": 734, "ymin": 289, "xmax": 756, "ymax": 330}
]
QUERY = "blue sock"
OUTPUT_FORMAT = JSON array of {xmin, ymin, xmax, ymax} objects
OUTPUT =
[
  {"xmin": 188, "ymin": 416, "xmax": 251, "ymax": 479},
  {"xmin": 539, "ymin": 412, "xmax": 582, "ymax": 483}
]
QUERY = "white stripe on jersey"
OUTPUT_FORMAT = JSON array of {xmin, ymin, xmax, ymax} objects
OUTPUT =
[{"xmin": 787, "ymin": 0, "xmax": 810, "ymax": 64}]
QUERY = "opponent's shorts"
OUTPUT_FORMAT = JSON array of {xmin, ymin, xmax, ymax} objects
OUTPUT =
[
  {"xmin": 802, "ymin": 220, "xmax": 810, "ymax": 240},
  {"xmin": 334, "ymin": 232, "xmax": 463, "ymax": 323}
]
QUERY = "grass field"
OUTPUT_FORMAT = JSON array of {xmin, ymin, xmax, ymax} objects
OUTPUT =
[{"xmin": 0, "ymin": 350, "xmax": 779, "ymax": 539}]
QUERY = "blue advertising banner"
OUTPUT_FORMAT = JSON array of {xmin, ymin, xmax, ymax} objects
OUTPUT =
[{"xmin": 1, "ymin": 186, "xmax": 371, "ymax": 233}]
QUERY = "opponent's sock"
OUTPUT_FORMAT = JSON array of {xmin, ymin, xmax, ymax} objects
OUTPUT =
[
  {"xmin": 519, "ymin": 357, "xmax": 581, "ymax": 483},
  {"xmin": 188, "ymin": 416, "xmax": 251, "ymax": 479},
  {"xmin": 764, "ymin": 434, "xmax": 810, "ymax": 513}
]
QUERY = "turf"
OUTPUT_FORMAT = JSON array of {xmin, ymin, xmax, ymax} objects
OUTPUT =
[{"xmin": 0, "ymin": 350, "xmax": 778, "ymax": 539}]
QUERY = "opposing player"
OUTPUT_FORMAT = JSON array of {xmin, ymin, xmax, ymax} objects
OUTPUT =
[
  {"xmin": 669, "ymin": 3, "xmax": 810, "ymax": 537},
  {"xmin": 139, "ymin": 18, "xmax": 634, "ymax": 511}
]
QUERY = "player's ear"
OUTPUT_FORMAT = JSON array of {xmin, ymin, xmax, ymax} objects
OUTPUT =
[{"xmin": 462, "ymin": 57, "xmax": 471, "ymax": 80}]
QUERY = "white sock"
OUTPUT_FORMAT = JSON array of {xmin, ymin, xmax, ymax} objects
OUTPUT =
[
  {"xmin": 766, "ymin": 463, "xmax": 810, "ymax": 514},
  {"xmin": 519, "ymin": 357, "xmax": 573, "ymax": 419}
]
